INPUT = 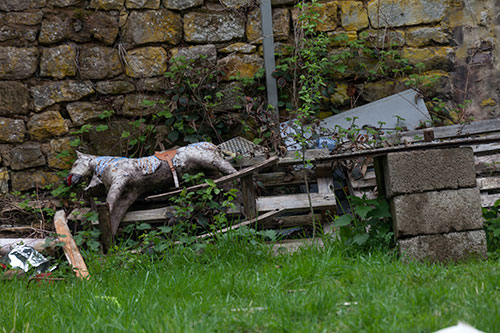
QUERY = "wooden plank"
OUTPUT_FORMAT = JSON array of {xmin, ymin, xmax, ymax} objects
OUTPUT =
[
  {"xmin": 269, "ymin": 213, "xmax": 323, "ymax": 228},
  {"xmin": 477, "ymin": 176, "xmax": 500, "ymax": 191},
  {"xmin": 400, "ymin": 119, "xmax": 500, "ymax": 141},
  {"xmin": 121, "ymin": 206, "xmax": 177, "ymax": 224},
  {"xmin": 96, "ymin": 203, "xmax": 113, "ymax": 254},
  {"xmin": 235, "ymin": 149, "xmax": 330, "ymax": 168},
  {"xmin": 471, "ymin": 142, "xmax": 500, "ymax": 155},
  {"xmin": 196, "ymin": 209, "xmax": 284, "ymax": 240},
  {"xmin": 146, "ymin": 156, "xmax": 279, "ymax": 201},
  {"xmin": 54, "ymin": 210, "xmax": 89, "ymax": 279},
  {"xmin": 256, "ymin": 193, "xmax": 336, "ymax": 212},
  {"xmin": 255, "ymin": 169, "xmax": 316, "ymax": 187},
  {"xmin": 317, "ymin": 135, "xmax": 500, "ymax": 162},
  {"xmin": 481, "ymin": 193, "xmax": 500, "ymax": 207},
  {"xmin": 241, "ymin": 175, "xmax": 257, "ymax": 219},
  {"xmin": 474, "ymin": 154, "xmax": 500, "ymax": 175}
]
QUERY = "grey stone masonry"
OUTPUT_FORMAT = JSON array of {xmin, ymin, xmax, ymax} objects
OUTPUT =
[
  {"xmin": 383, "ymin": 147, "xmax": 476, "ymax": 198},
  {"xmin": 398, "ymin": 230, "xmax": 487, "ymax": 263},
  {"xmin": 391, "ymin": 187, "xmax": 483, "ymax": 238}
]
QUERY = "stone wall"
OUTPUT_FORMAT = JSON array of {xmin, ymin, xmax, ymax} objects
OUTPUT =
[{"xmin": 1, "ymin": 0, "xmax": 500, "ymax": 193}]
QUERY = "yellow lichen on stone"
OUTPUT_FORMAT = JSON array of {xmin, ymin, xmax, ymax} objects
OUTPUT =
[
  {"xmin": 329, "ymin": 84, "xmax": 349, "ymax": 106},
  {"xmin": 340, "ymin": 1, "xmax": 369, "ymax": 31},
  {"xmin": 124, "ymin": 47, "xmax": 168, "ymax": 78},
  {"xmin": 314, "ymin": 1, "xmax": 338, "ymax": 32},
  {"xmin": 218, "ymin": 54, "xmax": 263, "ymax": 81},
  {"xmin": 402, "ymin": 47, "xmax": 454, "ymax": 71},
  {"xmin": 480, "ymin": 98, "xmax": 497, "ymax": 107}
]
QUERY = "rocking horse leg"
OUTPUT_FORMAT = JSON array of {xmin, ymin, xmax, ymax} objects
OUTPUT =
[{"xmin": 107, "ymin": 182, "xmax": 140, "ymax": 236}]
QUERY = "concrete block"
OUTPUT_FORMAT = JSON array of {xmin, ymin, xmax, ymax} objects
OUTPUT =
[
  {"xmin": 383, "ymin": 147, "xmax": 476, "ymax": 198},
  {"xmin": 391, "ymin": 188, "xmax": 483, "ymax": 238},
  {"xmin": 399, "ymin": 230, "xmax": 487, "ymax": 263}
]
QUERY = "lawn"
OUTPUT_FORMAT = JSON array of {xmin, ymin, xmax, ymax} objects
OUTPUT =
[{"xmin": 1, "ymin": 238, "xmax": 499, "ymax": 332}]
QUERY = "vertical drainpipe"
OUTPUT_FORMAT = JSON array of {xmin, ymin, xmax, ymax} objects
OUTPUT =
[{"xmin": 260, "ymin": 0, "xmax": 280, "ymax": 132}]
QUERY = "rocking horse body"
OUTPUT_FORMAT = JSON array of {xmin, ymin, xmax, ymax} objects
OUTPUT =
[{"xmin": 66, "ymin": 142, "xmax": 237, "ymax": 235}]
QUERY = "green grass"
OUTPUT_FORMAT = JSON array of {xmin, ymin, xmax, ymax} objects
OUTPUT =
[{"xmin": 1, "ymin": 239, "xmax": 499, "ymax": 332}]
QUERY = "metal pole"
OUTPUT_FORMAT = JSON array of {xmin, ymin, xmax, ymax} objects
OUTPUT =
[{"xmin": 260, "ymin": 0, "xmax": 279, "ymax": 126}]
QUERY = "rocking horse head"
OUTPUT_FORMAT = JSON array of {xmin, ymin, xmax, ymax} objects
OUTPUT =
[{"xmin": 64, "ymin": 151, "xmax": 94, "ymax": 186}]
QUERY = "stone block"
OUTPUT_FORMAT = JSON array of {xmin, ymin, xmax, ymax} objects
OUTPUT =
[
  {"xmin": 184, "ymin": 12, "xmax": 245, "ymax": 43},
  {"xmin": 66, "ymin": 102, "xmax": 109, "ymax": 126},
  {"xmin": 124, "ymin": 47, "xmax": 168, "ymax": 78},
  {"xmin": 0, "ymin": 118, "xmax": 26, "ymax": 143},
  {"xmin": 121, "ymin": 95, "xmax": 164, "ymax": 117},
  {"xmin": 39, "ymin": 10, "xmax": 119, "ymax": 45},
  {"xmin": 0, "ymin": 0, "xmax": 46, "ymax": 11},
  {"xmin": 0, "ymin": 11, "xmax": 44, "ymax": 25},
  {"xmin": 0, "ymin": 25, "xmax": 39, "ymax": 46},
  {"xmin": 384, "ymin": 148, "xmax": 476, "ymax": 197},
  {"xmin": 0, "ymin": 82, "xmax": 31, "ymax": 116},
  {"xmin": 126, "ymin": 0, "xmax": 160, "ymax": 8},
  {"xmin": 163, "ymin": 0, "xmax": 202, "ymax": 10},
  {"xmin": 31, "ymin": 81, "xmax": 95, "ymax": 111},
  {"xmin": 340, "ymin": 1, "xmax": 369, "ymax": 31},
  {"xmin": 217, "ymin": 54, "xmax": 264, "ymax": 81},
  {"xmin": 40, "ymin": 44, "xmax": 77, "ymax": 79},
  {"xmin": 11, "ymin": 170, "xmax": 60, "ymax": 192},
  {"xmin": 406, "ymin": 27, "xmax": 451, "ymax": 47},
  {"xmin": 0, "ymin": 47, "xmax": 38, "ymax": 80},
  {"xmin": 10, "ymin": 143, "xmax": 46, "ymax": 170},
  {"xmin": 79, "ymin": 46, "xmax": 123, "ymax": 80},
  {"xmin": 402, "ymin": 47, "xmax": 455, "ymax": 72},
  {"xmin": 391, "ymin": 188, "xmax": 483, "ymax": 238},
  {"xmin": 0, "ymin": 169, "xmax": 9, "ymax": 194},
  {"xmin": 96, "ymin": 81, "xmax": 135, "ymax": 95},
  {"xmin": 89, "ymin": 0, "xmax": 124, "ymax": 10},
  {"xmin": 367, "ymin": 0, "xmax": 447, "ymax": 29},
  {"xmin": 27, "ymin": 111, "xmax": 69, "ymax": 141},
  {"xmin": 47, "ymin": 137, "xmax": 74, "ymax": 170},
  {"xmin": 398, "ymin": 230, "xmax": 487, "ymax": 263},
  {"xmin": 122, "ymin": 10, "xmax": 182, "ymax": 47}
]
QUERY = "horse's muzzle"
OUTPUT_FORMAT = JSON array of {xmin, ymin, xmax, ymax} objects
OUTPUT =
[{"xmin": 64, "ymin": 174, "xmax": 82, "ymax": 186}]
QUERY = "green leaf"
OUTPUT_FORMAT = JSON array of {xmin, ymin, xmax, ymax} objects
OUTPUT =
[
  {"xmin": 204, "ymin": 179, "xmax": 216, "ymax": 187},
  {"xmin": 354, "ymin": 205, "xmax": 372, "ymax": 220},
  {"xmin": 333, "ymin": 214, "xmax": 352, "ymax": 227},
  {"xmin": 352, "ymin": 233, "xmax": 369, "ymax": 245},
  {"xmin": 168, "ymin": 131, "xmax": 179, "ymax": 142},
  {"xmin": 136, "ymin": 223, "xmax": 152, "ymax": 230}
]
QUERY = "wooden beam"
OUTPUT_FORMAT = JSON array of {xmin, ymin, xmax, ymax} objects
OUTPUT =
[
  {"xmin": 96, "ymin": 203, "xmax": 113, "ymax": 254},
  {"xmin": 256, "ymin": 193, "xmax": 336, "ymax": 212},
  {"xmin": 146, "ymin": 156, "xmax": 279, "ymax": 201},
  {"xmin": 317, "ymin": 135, "xmax": 500, "ymax": 162},
  {"xmin": 241, "ymin": 175, "xmax": 257, "ymax": 219},
  {"xmin": 54, "ymin": 210, "xmax": 89, "ymax": 279}
]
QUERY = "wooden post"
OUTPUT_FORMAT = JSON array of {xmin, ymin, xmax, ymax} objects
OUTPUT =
[
  {"xmin": 96, "ymin": 203, "xmax": 113, "ymax": 254},
  {"xmin": 53, "ymin": 210, "xmax": 89, "ymax": 279},
  {"xmin": 373, "ymin": 156, "xmax": 386, "ymax": 198},
  {"xmin": 316, "ymin": 163, "xmax": 335, "ymax": 234},
  {"xmin": 241, "ymin": 175, "xmax": 257, "ymax": 219}
]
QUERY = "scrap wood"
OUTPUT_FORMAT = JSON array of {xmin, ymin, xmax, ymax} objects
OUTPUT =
[
  {"xmin": 317, "ymin": 134, "xmax": 500, "ymax": 162},
  {"xmin": 54, "ymin": 210, "xmax": 89, "ymax": 279},
  {"xmin": 146, "ymin": 156, "xmax": 279, "ymax": 201},
  {"xmin": 195, "ymin": 208, "xmax": 284, "ymax": 240}
]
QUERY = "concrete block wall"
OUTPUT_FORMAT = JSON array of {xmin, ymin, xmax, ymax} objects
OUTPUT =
[{"xmin": 383, "ymin": 147, "xmax": 487, "ymax": 262}]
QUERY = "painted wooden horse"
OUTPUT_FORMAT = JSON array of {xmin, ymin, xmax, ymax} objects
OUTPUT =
[{"xmin": 65, "ymin": 142, "xmax": 237, "ymax": 236}]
